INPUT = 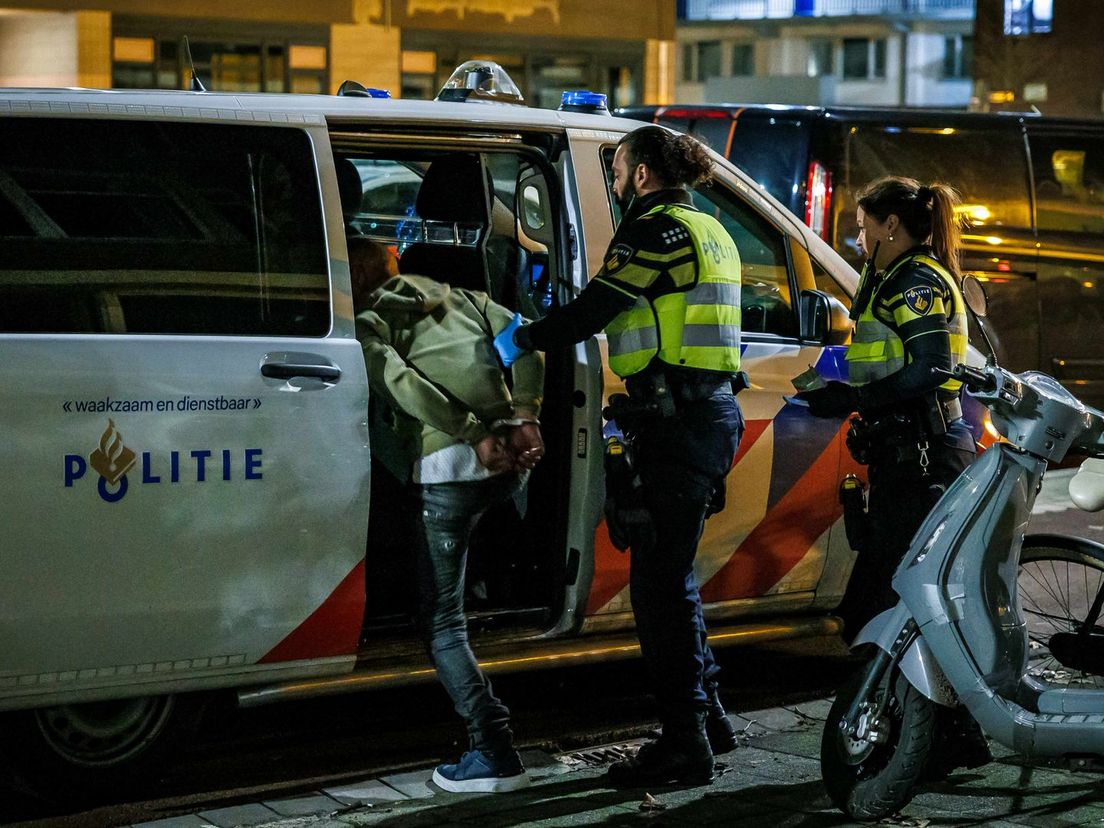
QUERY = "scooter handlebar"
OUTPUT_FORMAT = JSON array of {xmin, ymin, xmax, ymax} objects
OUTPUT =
[
  {"xmin": 954, "ymin": 364, "xmax": 997, "ymax": 392},
  {"xmin": 932, "ymin": 364, "xmax": 997, "ymax": 393}
]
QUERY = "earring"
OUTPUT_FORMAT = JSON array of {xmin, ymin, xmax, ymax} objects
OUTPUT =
[{"xmin": 888, "ymin": 234, "xmax": 894, "ymax": 241}]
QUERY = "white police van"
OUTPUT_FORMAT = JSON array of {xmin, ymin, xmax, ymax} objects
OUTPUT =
[{"xmin": 0, "ymin": 61, "xmax": 870, "ymax": 789}]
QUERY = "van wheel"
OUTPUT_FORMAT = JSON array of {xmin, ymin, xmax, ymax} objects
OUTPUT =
[
  {"xmin": 821, "ymin": 667, "xmax": 936, "ymax": 820},
  {"xmin": 3, "ymin": 694, "xmax": 201, "ymax": 799}
]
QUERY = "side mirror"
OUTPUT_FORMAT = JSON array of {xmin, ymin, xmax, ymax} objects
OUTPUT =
[
  {"xmin": 799, "ymin": 289, "xmax": 850, "ymax": 346},
  {"xmin": 962, "ymin": 274, "xmax": 989, "ymax": 319}
]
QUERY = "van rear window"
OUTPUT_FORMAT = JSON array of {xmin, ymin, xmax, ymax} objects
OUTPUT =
[
  {"xmin": 657, "ymin": 114, "xmax": 807, "ymax": 214},
  {"xmin": 693, "ymin": 116, "xmax": 807, "ymax": 214},
  {"xmin": 836, "ymin": 124, "xmax": 1031, "ymax": 265},
  {"xmin": 0, "ymin": 118, "xmax": 329, "ymax": 336}
]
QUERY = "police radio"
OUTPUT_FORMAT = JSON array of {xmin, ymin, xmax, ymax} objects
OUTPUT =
[{"xmin": 849, "ymin": 240, "xmax": 881, "ymax": 322}]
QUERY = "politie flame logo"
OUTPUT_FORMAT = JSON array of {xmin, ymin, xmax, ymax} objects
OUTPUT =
[{"xmin": 88, "ymin": 419, "xmax": 137, "ymax": 487}]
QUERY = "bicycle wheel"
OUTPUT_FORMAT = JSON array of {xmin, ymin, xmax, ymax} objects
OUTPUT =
[{"xmin": 1019, "ymin": 534, "xmax": 1104, "ymax": 689}]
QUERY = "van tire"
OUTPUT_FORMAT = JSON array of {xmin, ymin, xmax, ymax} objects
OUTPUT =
[
  {"xmin": 1, "ymin": 693, "xmax": 203, "ymax": 801},
  {"xmin": 821, "ymin": 667, "xmax": 936, "ymax": 820}
]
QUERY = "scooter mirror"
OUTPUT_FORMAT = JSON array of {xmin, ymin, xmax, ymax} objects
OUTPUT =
[{"xmin": 962, "ymin": 274, "xmax": 989, "ymax": 319}]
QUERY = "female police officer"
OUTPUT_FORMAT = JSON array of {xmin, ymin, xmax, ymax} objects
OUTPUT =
[
  {"xmin": 797, "ymin": 176, "xmax": 993, "ymax": 773},
  {"xmin": 797, "ymin": 176, "xmax": 977, "ymax": 635},
  {"xmin": 497, "ymin": 126, "xmax": 743, "ymax": 787}
]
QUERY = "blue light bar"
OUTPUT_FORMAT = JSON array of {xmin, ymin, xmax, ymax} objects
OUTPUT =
[
  {"xmin": 559, "ymin": 90, "xmax": 610, "ymax": 115},
  {"xmin": 366, "ymin": 88, "xmax": 392, "ymax": 98}
]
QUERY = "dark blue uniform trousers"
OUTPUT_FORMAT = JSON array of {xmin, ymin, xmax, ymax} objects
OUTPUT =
[{"xmin": 630, "ymin": 390, "xmax": 744, "ymax": 715}]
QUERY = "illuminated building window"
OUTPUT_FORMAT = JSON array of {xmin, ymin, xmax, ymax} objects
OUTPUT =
[
  {"xmin": 1004, "ymin": 0, "xmax": 1053, "ymax": 36},
  {"xmin": 110, "ymin": 20, "xmax": 328, "ymax": 93}
]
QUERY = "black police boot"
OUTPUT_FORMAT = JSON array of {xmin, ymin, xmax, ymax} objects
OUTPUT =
[
  {"xmin": 705, "ymin": 684, "xmax": 739, "ymax": 755},
  {"xmin": 608, "ymin": 709, "xmax": 714, "ymax": 788}
]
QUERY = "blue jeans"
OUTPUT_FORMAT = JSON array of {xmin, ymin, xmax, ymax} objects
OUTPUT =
[
  {"xmin": 630, "ymin": 391, "xmax": 744, "ymax": 715},
  {"xmin": 413, "ymin": 473, "xmax": 522, "ymax": 754}
]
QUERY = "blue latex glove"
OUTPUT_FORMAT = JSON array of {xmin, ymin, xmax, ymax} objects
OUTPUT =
[{"xmin": 493, "ymin": 312, "xmax": 526, "ymax": 368}]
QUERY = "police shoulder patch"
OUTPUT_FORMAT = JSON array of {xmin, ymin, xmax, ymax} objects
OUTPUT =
[
  {"xmin": 603, "ymin": 242, "xmax": 635, "ymax": 274},
  {"xmin": 904, "ymin": 285, "xmax": 935, "ymax": 316}
]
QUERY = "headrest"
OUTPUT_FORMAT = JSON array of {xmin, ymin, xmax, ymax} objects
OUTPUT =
[
  {"xmin": 416, "ymin": 154, "xmax": 489, "ymax": 224},
  {"xmin": 336, "ymin": 157, "xmax": 363, "ymax": 216}
]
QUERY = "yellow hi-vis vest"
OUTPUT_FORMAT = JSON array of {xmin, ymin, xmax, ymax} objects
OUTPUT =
[
  {"xmin": 846, "ymin": 253, "xmax": 968, "ymax": 394},
  {"xmin": 605, "ymin": 204, "xmax": 742, "ymax": 379}
]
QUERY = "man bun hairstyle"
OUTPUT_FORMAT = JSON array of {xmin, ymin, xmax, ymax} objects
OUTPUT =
[
  {"xmin": 618, "ymin": 125, "xmax": 714, "ymax": 189},
  {"xmin": 856, "ymin": 175, "xmax": 965, "ymax": 280}
]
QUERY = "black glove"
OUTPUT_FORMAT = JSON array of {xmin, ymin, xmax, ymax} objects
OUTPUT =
[
  {"xmin": 604, "ymin": 498, "xmax": 656, "ymax": 553},
  {"xmin": 795, "ymin": 381, "xmax": 860, "ymax": 419}
]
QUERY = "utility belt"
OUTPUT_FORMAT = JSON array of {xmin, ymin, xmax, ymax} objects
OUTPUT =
[
  {"xmin": 602, "ymin": 369, "xmax": 742, "ymax": 549},
  {"xmin": 845, "ymin": 394, "xmax": 961, "ymax": 475},
  {"xmin": 607, "ymin": 369, "xmax": 748, "ymax": 434}
]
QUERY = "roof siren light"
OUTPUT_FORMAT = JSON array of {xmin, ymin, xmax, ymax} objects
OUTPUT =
[
  {"xmin": 436, "ymin": 60, "xmax": 525, "ymax": 105},
  {"xmin": 337, "ymin": 80, "xmax": 392, "ymax": 98},
  {"xmin": 559, "ymin": 90, "xmax": 610, "ymax": 115}
]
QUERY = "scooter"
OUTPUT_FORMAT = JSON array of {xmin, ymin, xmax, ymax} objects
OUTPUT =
[{"xmin": 820, "ymin": 353, "xmax": 1104, "ymax": 820}]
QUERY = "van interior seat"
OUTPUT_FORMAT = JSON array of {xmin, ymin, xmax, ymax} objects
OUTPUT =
[
  {"xmin": 335, "ymin": 157, "xmax": 364, "ymax": 222},
  {"xmin": 399, "ymin": 153, "xmax": 491, "ymax": 293},
  {"xmin": 741, "ymin": 281, "xmax": 790, "ymax": 334}
]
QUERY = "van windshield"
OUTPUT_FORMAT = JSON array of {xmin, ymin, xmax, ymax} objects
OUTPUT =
[{"xmin": 836, "ymin": 124, "xmax": 1032, "ymax": 266}]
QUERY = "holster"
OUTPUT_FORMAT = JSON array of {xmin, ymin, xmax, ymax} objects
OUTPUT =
[
  {"xmin": 603, "ymin": 392, "xmax": 667, "ymax": 437},
  {"xmin": 603, "ymin": 434, "xmax": 653, "ymax": 552}
]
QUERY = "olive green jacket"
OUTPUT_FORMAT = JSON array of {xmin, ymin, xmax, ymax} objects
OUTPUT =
[{"xmin": 356, "ymin": 274, "xmax": 543, "ymax": 480}]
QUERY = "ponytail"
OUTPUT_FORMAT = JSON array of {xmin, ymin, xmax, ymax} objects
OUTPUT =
[{"xmin": 925, "ymin": 183, "xmax": 963, "ymax": 281}]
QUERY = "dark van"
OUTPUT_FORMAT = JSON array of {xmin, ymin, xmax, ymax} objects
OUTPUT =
[{"xmin": 619, "ymin": 104, "xmax": 1104, "ymax": 407}]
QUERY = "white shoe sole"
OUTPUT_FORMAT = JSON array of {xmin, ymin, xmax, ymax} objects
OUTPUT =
[{"xmin": 431, "ymin": 768, "xmax": 531, "ymax": 793}]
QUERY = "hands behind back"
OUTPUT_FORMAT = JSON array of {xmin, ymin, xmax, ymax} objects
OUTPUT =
[
  {"xmin": 507, "ymin": 422, "xmax": 544, "ymax": 471},
  {"xmin": 474, "ymin": 422, "xmax": 545, "ymax": 474},
  {"xmin": 474, "ymin": 434, "xmax": 515, "ymax": 474}
]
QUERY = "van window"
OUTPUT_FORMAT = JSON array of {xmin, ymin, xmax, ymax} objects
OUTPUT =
[
  {"xmin": 341, "ymin": 150, "xmax": 554, "ymax": 319},
  {"xmin": 689, "ymin": 187, "xmax": 795, "ymax": 337},
  {"xmin": 600, "ymin": 148, "xmax": 796, "ymax": 338},
  {"xmin": 811, "ymin": 256, "xmax": 851, "ymax": 311},
  {"xmin": 0, "ymin": 118, "xmax": 329, "ymax": 336},
  {"xmin": 1029, "ymin": 133, "xmax": 1104, "ymax": 234},
  {"xmin": 836, "ymin": 124, "xmax": 1032, "ymax": 266}
]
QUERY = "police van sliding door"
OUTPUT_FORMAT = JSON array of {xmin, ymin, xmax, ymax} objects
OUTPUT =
[{"xmin": 0, "ymin": 115, "xmax": 370, "ymax": 705}]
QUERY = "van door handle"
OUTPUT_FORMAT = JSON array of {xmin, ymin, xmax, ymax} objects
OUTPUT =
[{"xmin": 260, "ymin": 353, "xmax": 342, "ymax": 382}]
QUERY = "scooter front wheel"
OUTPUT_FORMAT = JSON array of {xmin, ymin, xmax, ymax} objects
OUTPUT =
[{"xmin": 821, "ymin": 663, "xmax": 937, "ymax": 820}]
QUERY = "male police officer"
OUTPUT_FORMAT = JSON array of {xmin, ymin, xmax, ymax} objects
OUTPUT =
[{"xmin": 498, "ymin": 126, "xmax": 744, "ymax": 786}]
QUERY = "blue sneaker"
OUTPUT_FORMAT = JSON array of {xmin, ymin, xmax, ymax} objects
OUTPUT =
[{"xmin": 431, "ymin": 749, "xmax": 531, "ymax": 793}]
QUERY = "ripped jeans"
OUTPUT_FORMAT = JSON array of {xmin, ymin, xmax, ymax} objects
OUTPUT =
[{"xmin": 413, "ymin": 473, "xmax": 523, "ymax": 755}]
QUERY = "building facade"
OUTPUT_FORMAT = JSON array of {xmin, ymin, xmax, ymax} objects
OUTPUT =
[
  {"xmin": 974, "ymin": 0, "xmax": 1101, "ymax": 118},
  {"xmin": 676, "ymin": 0, "xmax": 975, "ymax": 108},
  {"xmin": 0, "ymin": 0, "xmax": 675, "ymax": 108}
]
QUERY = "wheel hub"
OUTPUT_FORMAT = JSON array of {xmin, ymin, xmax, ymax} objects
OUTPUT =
[{"xmin": 35, "ymin": 695, "xmax": 174, "ymax": 768}]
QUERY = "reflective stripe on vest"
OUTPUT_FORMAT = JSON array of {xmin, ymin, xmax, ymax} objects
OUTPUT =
[
  {"xmin": 606, "ymin": 204, "xmax": 742, "ymax": 378},
  {"xmin": 846, "ymin": 253, "xmax": 968, "ymax": 393}
]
